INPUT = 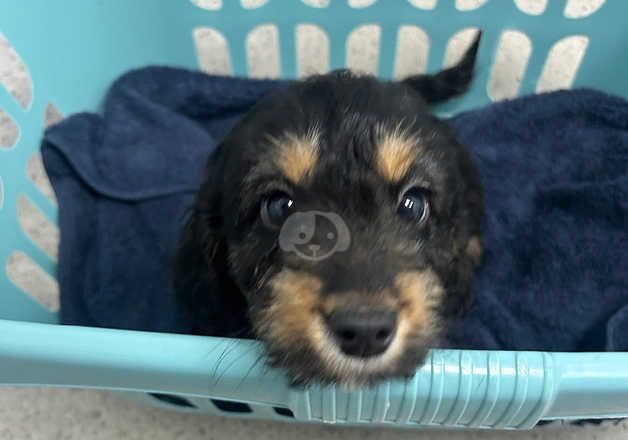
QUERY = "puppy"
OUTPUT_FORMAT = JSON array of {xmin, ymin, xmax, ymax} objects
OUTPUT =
[{"xmin": 175, "ymin": 32, "xmax": 484, "ymax": 387}]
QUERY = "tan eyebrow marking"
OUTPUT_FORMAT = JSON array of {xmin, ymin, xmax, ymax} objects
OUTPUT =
[
  {"xmin": 270, "ymin": 128, "xmax": 320, "ymax": 184},
  {"xmin": 375, "ymin": 122, "xmax": 421, "ymax": 183}
]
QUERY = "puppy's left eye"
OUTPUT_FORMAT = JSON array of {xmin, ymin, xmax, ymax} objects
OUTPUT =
[
  {"xmin": 397, "ymin": 188, "xmax": 430, "ymax": 224},
  {"xmin": 261, "ymin": 191, "xmax": 295, "ymax": 228}
]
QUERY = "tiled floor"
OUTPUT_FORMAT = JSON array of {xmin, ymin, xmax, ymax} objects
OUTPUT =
[{"xmin": 1, "ymin": 387, "xmax": 627, "ymax": 440}]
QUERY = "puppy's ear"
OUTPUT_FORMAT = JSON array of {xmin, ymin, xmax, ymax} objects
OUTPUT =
[
  {"xmin": 174, "ymin": 149, "xmax": 250, "ymax": 337},
  {"xmin": 440, "ymin": 146, "xmax": 484, "ymax": 318},
  {"xmin": 403, "ymin": 30, "xmax": 481, "ymax": 104}
]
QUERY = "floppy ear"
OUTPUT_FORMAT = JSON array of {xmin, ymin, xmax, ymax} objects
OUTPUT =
[
  {"xmin": 173, "ymin": 149, "xmax": 250, "ymax": 337},
  {"xmin": 402, "ymin": 30, "xmax": 481, "ymax": 104},
  {"xmin": 440, "ymin": 145, "xmax": 484, "ymax": 318}
]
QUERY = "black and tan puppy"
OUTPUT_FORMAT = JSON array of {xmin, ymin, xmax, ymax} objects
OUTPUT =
[{"xmin": 175, "ymin": 33, "xmax": 484, "ymax": 387}]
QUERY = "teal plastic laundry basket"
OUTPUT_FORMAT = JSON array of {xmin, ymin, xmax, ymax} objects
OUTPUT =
[{"xmin": 1, "ymin": 0, "xmax": 627, "ymax": 430}]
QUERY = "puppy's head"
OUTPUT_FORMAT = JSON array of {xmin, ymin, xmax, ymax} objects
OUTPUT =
[{"xmin": 176, "ymin": 34, "xmax": 483, "ymax": 387}]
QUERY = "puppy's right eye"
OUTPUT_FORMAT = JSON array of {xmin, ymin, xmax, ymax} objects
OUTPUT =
[
  {"xmin": 397, "ymin": 187, "xmax": 430, "ymax": 224},
  {"xmin": 261, "ymin": 191, "xmax": 294, "ymax": 228}
]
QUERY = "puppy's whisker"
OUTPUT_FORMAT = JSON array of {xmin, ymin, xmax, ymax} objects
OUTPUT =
[
  {"xmin": 211, "ymin": 342, "xmax": 233, "ymax": 381},
  {"xmin": 237, "ymin": 351, "xmax": 267, "ymax": 389}
]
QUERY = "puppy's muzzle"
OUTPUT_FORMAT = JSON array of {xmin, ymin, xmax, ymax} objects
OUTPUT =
[{"xmin": 325, "ymin": 309, "xmax": 398, "ymax": 358}]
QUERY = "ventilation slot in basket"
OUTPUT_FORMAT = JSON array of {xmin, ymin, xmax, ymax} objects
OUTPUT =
[
  {"xmin": 0, "ymin": 32, "xmax": 33, "ymax": 109},
  {"xmin": 44, "ymin": 102, "xmax": 63, "ymax": 128},
  {"xmin": 27, "ymin": 153, "xmax": 57, "ymax": 204},
  {"xmin": 194, "ymin": 27, "xmax": 232, "ymax": 75},
  {"xmin": 301, "ymin": 0, "xmax": 329, "ymax": 7},
  {"xmin": 246, "ymin": 24, "xmax": 280, "ymax": 78},
  {"xmin": 408, "ymin": 0, "xmax": 437, "ymax": 10},
  {"xmin": 456, "ymin": 0, "xmax": 487, "ymax": 11},
  {"xmin": 211, "ymin": 399, "xmax": 253, "ymax": 413},
  {"xmin": 190, "ymin": 0, "xmax": 222, "ymax": 10},
  {"xmin": 348, "ymin": 0, "xmax": 377, "ymax": 7},
  {"xmin": 488, "ymin": 30, "xmax": 532, "ymax": 101},
  {"xmin": 273, "ymin": 407, "xmax": 295, "ymax": 418},
  {"xmin": 514, "ymin": 0, "xmax": 547, "ymax": 15},
  {"xmin": 241, "ymin": 0, "xmax": 268, "ymax": 9},
  {"xmin": 394, "ymin": 25, "xmax": 429, "ymax": 79},
  {"xmin": 346, "ymin": 24, "xmax": 381, "ymax": 75},
  {"xmin": 18, "ymin": 195, "xmax": 58, "ymax": 260},
  {"xmin": 0, "ymin": 108, "xmax": 18, "ymax": 148},
  {"xmin": 564, "ymin": 0, "xmax": 606, "ymax": 18},
  {"xmin": 6, "ymin": 251, "xmax": 59, "ymax": 311},
  {"xmin": 443, "ymin": 27, "xmax": 480, "ymax": 69},
  {"xmin": 296, "ymin": 24, "xmax": 329, "ymax": 77},
  {"xmin": 150, "ymin": 393, "xmax": 198, "ymax": 408},
  {"xmin": 536, "ymin": 35, "xmax": 589, "ymax": 93}
]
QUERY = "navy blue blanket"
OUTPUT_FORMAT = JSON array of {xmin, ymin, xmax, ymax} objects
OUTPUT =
[{"xmin": 41, "ymin": 67, "xmax": 628, "ymax": 351}]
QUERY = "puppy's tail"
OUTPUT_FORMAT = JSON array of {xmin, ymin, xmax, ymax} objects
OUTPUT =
[{"xmin": 402, "ymin": 30, "xmax": 481, "ymax": 104}]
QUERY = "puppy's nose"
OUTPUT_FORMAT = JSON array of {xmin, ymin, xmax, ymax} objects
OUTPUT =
[{"xmin": 326, "ymin": 310, "xmax": 397, "ymax": 358}]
